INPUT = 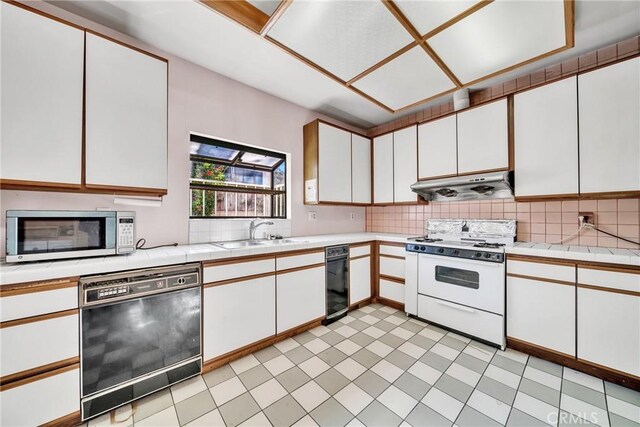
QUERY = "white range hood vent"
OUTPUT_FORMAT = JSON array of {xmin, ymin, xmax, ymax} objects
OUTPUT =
[{"xmin": 411, "ymin": 171, "xmax": 514, "ymax": 202}]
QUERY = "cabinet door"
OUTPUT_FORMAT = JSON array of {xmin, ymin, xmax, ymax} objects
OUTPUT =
[
  {"xmin": 203, "ymin": 275, "xmax": 276, "ymax": 360},
  {"xmin": 457, "ymin": 99, "xmax": 509, "ymax": 174},
  {"xmin": 1, "ymin": 365, "xmax": 79, "ymax": 427},
  {"xmin": 514, "ymin": 77, "xmax": 578, "ymax": 198},
  {"xmin": 352, "ymin": 134, "xmax": 372, "ymax": 204},
  {"xmin": 393, "ymin": 126, "xmax": 418, "ymax": 203},
  {"xmin": 318, "ymin": 123, "xmax": 352, "ymax": 203},
  {"xmin": 85, "ymin": 33, "xmax": 168, "ymax": 191},
  {"xmin": 373, "ymin": 133, "xmax": 394, "ymax": 204},
  {"xmin": 1, "ymin": 2, "xmax": 83, "ymax": 186},
  {"xmin": 418, "ymin": 115, "xmax": 457, "ymax": 180},
  {"xmin": 349, "ymin": 256, "xmax": 371, "ymax": 305},
  {"xmin": 578, "ymin": 58, "xmax": 640, "ymax": 194},
  {"xmin": 277, "ymin": 266, "xmax": 325, "ymax": 333},
  {"xmin": 507, "ymin": 276, "xmax": 575, "ymax": 356}
]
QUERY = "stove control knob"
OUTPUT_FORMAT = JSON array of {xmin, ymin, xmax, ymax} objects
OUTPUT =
[
  {"xmin": 453, "ymin": 250, "xmax": 459, "ymax": 255},
  {"xmin": 420, "ymin": 246, "xmax": 426, "ymax": 251},
  {"xmin": 437, "ymin": 248, "xmax": 444, "ymax": 253},
  {"xmin": 484, "ymin": 253, "xmax": 491, "ymax": 258},
  {"xmin": 475, "ymin": 252, "xmax": 482, "ymax": 257}
]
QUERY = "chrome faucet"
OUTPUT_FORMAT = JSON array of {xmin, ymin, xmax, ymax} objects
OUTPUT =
[{"xmin": 249, "ymin": 219, "xmax": 274, "ymax": 240}]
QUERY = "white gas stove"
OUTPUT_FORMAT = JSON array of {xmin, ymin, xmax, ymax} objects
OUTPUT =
[{"xmin": 405, "ymin": 219, "xmax": 516, "ymax": 350}]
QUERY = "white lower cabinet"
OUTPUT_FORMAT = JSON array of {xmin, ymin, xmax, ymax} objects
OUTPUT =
[
  {"xmin": 203, "ymin": 275, "xmax": 276, "ymax": 360},
  {"xmin": 349, "ymin": 256, "xmax": 371, "ymax": 305},
  {"xmin": 1, "ymin": 365, "xmax": 80, "ymax": 426},
  {"xmin": 277, "ymin": 266, "xmax": 325, "ymax": 333},
  {"xmin": 380, "ymin": 279, "xmax": 404, "ymax": 304}
]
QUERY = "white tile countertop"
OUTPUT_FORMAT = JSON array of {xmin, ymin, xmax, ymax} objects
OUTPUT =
[
  {"xmin": 506, "ymin": 242, "xmax": 640, "ymax": 266},
  {"xmin": 0, "ymin": 233, "xmax": 411, "ymax": 286}
]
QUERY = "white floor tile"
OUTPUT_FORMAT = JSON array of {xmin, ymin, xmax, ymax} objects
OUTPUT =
[
  {"xmin": 513, "ymin": 391, "xmax": 557, "ymax": 426},
  {"xmin": 385, "ymin": 315, "xmax": 406, "ymax": 326},
  {"xmin": 360, "ymin": 314, "xmax": 380, "ymax": 325},
  {"xmin": 397, "ymin": 342, "xmax": 427, "ymax": 359},
  {"xmin": 335, "ymin": 325, "xmax": 358, "ymax": 338},
  {"xmin": 304, "ymin": 338, "xmax": 331, "ymax": 354},
  {"xmin": 230, "ymin": 354, "xmax": 260, "ymax": 375},
  {"xmin": 291, "ymin": 381, "xmax": 330, "ymax": 412},
  {"xmin": 445, "ymin": 363, "xmax": 481, "ymax": 387},
  {"xmin": 606, "ymin": 395, "xmax": 640, "ymax": 424},
  {"xmin": 523, "ymin": 366, "xmax": 562, "ymax": 391},
  {"xmin": 430, "ymin": 343, "xmax": 461, "ymax": 361},
  {"xmin": 421, "ymin": 388, "xmax": 464, "ymax": 422},
  {"xmin": 390, "ymin": 327, "xmax": 415, "ymax": 340},
  {"xmin": 498, "ymin": 348, "xmax": 529, "ymax": 365},
  {"xmin": 335, "ymin": 339, "xmax": 362, "ymax": 356},
  {"xmin": 299, "ymin": 356, "xmax": 331, "ymax": 378},
  {"xmin": 334, "ymin": 383, "xmax": 374, "ymax": 415},
  {"xmin": 359, "ymin": 306, "xmax": 375, "ymax": 314},
  {"xmin": 463, "ymin": 343, "xmax": 495, "ymax": 362},
  {"xmin": 446, "ymin": 332, "xmax": 470, "ymax": 344},
  {"xmin": 563, "ymin": 367, "xmax": 604, "ymax": 393},
  {"xmin": 239, "ymin": 411, "xmax": 272, "ymax": 427},
  {"xmin": 309, "ymin": 326, "xmax": 331, "ymax": 337},
  {"xmin": 170, "ymin": 376, "xmax": 208, "ymax": 404},
  {"xmin": 209, "ymin": 376, "xmax": 246, "ymax": 406},
  {"xmin": 348, "ymin": 418, "xmax": 366, "ymax": 426},
  {"xmin": 467, "ymin": 390, "xmax": 511, "ymax": 424},
  {"xmin": 380, "ymin": 306, "xmax": 398, "ymax": 314},
  {"xmin": 264, "ymin": 354, "xmax": 295, "ymax": 376},
  {"xmin": 274, "ymin": 337, "xmax": 300, "ymax": 353},
  {"xmin": 249, "ymin": 378, "xmax": 288, "ymax": 409},
  {"xmin": 483, "ymin": 364, "xmax": 521, "ymax": 389},
  {"xmin": 135, "ymin": 407, "xmax": 179, "ymax": 427},
  {"xmin": 335, "ymin": 358, "xmax": 367, "ymax": 381},
  {"xmin": 418, "ymin": 328, "xmax": 445, "ymax": 341},
  {"xmin": 362, "ymin": 326, "xmax": 385, "ymax": 339},
  {"xmin": 408, "ymin": 361, "xmax": 443, "ymax": 385},
  {"xmin": 292, "ymin": 415, "xmax": 319, "ymax": 427},
  {"xmin": 366, "ymin": 340, "xmax": 394, "ymax": 358},
  {"xmin": 185, "ymin": 409, "xmax": 225, "ymax": 427},
  {"xmin": 377, "ymin": 385, "xmax": 418, "ymax": 418},
  {"xmin": 371, "ymin": 359, "xmax": 404, "ymax": 383},
  {"xmin": 561, "ymin": 394, "xmax": 610, "ymax": 427},
  {"xmin": 339, "ymin": 315, "xmax": 356, "ymax": 325}
]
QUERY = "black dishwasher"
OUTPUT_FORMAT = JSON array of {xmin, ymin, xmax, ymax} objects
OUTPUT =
[{"xmin": 324, "ymin": 245, "xmax": 349, "ymax": 324}]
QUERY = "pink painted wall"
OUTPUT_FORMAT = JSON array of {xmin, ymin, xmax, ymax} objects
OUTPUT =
[
  {"xmin": 0, "ymin": 1, "xmax": 366, "ymax": 257},
  {"xmin": 366, "ymin": 198, "xmax": 640, "ymax": 248}
]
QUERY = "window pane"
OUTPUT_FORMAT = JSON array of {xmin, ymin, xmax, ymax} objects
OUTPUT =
[
  {"xmin": 190, "ymin": 142, "xmax": 239, "ymax": 160},
  {"xmin": 190, "ymin": 160, "xmax": 272, "ymax": 190},
  {"xmin": 240, "ymin": 152, "xmax": 282, "ymax": 168},
  {"xmin": 274, "ymin": 163, "xmax": 285, "ymax": 189}
]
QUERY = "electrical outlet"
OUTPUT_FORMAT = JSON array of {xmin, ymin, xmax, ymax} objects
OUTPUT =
[
  {"xmin": 308, "ymin": 211, "xmax": 317, "ymax": 222},
  {"xmin": 579, "ymin": 212, "xmax": 594, "ymax": 225},
  {"xmin": 350, "ymin": 212, "xmax": 356, "ymax": 221}
]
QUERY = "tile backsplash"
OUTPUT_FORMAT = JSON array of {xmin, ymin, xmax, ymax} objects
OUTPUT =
[
  {"xmin": 189, "ymin": 219, "xmax": 292, "ymax": 243},
  {"xmin": 366, "ymin": 198, "xmax": 640, "ymax": 249}
]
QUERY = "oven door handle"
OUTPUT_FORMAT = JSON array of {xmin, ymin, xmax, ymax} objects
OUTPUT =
[{"xmin": 436, "ymin": 299, "xmax": 476, "ymax": 314}]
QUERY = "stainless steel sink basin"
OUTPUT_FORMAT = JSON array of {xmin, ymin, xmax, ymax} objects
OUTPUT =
[
  {"xmin": 211, "ymin": 238, "xmax": 304, "ymax": 249},
  {"xmin": 259, "ymin": 239, "xmax": 304, "ymax": 245}
]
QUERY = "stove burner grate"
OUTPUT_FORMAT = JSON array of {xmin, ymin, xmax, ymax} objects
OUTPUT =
[
  {"xmin": 473, "ymin": 242, "xmax": 505, "ymax": 249},
  {"xmin": 412, "ymin": 237, "xmax": 443, "ymax": 243}
]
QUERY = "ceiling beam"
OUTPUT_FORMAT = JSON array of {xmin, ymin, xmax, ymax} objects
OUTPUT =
[
  {"xmin": 260, "ymin": 0, "xmax": 292, "ymax": 36},
  {"xmin": 422, "ymin": 0, "xmax": 494, "ymax": 40},
  {"xmin": 198, "ymin": 0, "xmax": 269, "ymax": 34},
  {"xmin": 345, "ymin": 41, "xmax": 418, "ymax": 86},
  {"xmin": 564, "ymin": 0, "xmax": 575, "ymax": 48}
]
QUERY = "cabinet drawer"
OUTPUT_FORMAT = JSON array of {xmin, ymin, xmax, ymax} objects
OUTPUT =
[
  {"xmin": 350, "ymin": 245, "xmax": 371, "ymax": 258},
  {"xmin": 380, "ymin": 279, "xmax": 404, "ymax": 303},
  {"xmin": 1, "ymin": 311, "xmax": 79, "ymax": 379},
  {"xmin": 1, "ymin": 365, "xmax": 80, "ymax": 427},
  {"xmin": 577, "ymin": 267, "xmax": 640, "ymax": 293},
  {"xmin": 418, "ymin": 294, "xmax": 503, "ymax": 346},
  {"xmin": 204, "ymin": 257, "xmax": 275, "ymax": 283},
  {"xmin": 0, "ymin": 282, "xmax": 78, "ymax": 322},
  {"xmin": 379, "ymin": 245, "xmax": 406, "ymax": 258},
  {"xmin": 507, "ymin": 259, "xmax": 575, "ymax": 283},
  {"xmin": 277, "ymin": 250, "xmax": 324, "ymax": 271},
  {"xmin": 380, "ymin": 256, "xmax": 405, "ymax": 279}
]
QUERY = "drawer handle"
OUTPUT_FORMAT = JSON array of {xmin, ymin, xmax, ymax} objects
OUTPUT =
[{"xmin": 436, "ymin": 300, "xmax": 476, "ymax": 314}]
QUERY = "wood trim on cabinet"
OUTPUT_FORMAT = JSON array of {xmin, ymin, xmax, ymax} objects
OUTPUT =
[
  {"xmin": 578, "ymin": 264, "xmax": 640, "ymax": 274},
  {"xmin": 379, "ymin": 254, "xmax": 405, "ymax": 260},
  {"xmin": 40, "ymin": 411, "xmax": 82, "ymax": 427},
  {"xmin": 277, "ymin": 262, "xmax": 325, "ymax": 275},
  {"xmin": 507, "ymin": 95, "xmax": 515, "ymax": 171},
  {"xmin": 0, "ymin": 277, "xmax": 78, "ymax": 297},
  {"xmin": 350, "ymin": 254, "xmax": 371, "ymax": 262},
  {"xmin": 0, "ymin": 309, "xmax": 78, "ymax": 329},
  {"xmin": 1, "ymin": 180, "xmax": 167, "ymax": 197},
  {"xmin": 379, "ymin": 274, "xmax": 405, "ymax": 284},
  {"xmin": 350, "ymin": 241, "xmax": 375, "ymax": 248},
  {"xmin": 578, "ymin": 191, "xmax": 640, "ymax": 200},
  {"xmin": 506, "ymin": 253, "xmax": 577, "ymax": 267},
  {"xmin": 303, "ymin": 120, "xmax": 320, "ymax": 205},
  {"xmin": 0, "ymin": 356, "xmax": 79, "ymax": 386},
  {"xmin": 507, "ymin": 337, "xmax": 640, "ymax": 390},
  {"xmin": 276, "ymin": 247, "xmax": 325, "ymax": 258},
  {"xmin": 203, "ymin": 253, "xmax": 275, "ymax": 267},
  {"xmin": 0, "ymin": 363, "xmax": 78, "ymax": 392},
  {"xmin": 456, "ymin": 167, "xmax": 510, "ymax": 177},
  {"xmin": 83, "ymin": 183, "xmax": 167, "ymax": 197},
  {"xmin": 514, "ymin": 193, "xmax": 580, "ymax": 202},
  {"xmin": 84, "ymin": 29, "xmax": 168, "ymax": 63},
  {"xmin": 1, "ymin": 0, "xmax": 85, "ymax": 30},
  {"xmin": 378, "ymin": 241, "xmax": 407, "ymax": 248},
  {"xmin": 203, "ymin": 272, "xmax": 275, "ymax": 288},
  {"xmin": 507, "ymin": 273, "xmax": 575, "ymax": 287},
  {"xmin": 197, "ymin": 0, "xmax": 269, "ymax": 34},
  {"xmin": 418, "ymin": 173, "xmax": 459, "ymax": 182},
  {"xmin": 375, "ymin": 296, "xmax": 405, "ymax": 311},
  {"xmin": 0, "ymin": 179, "xmax": 81, "ymax": 191},
  {"xmin": 350, "ymin": 297, "xmax": 374, "ymax": 310},
  {"xmin": 577, "ymin": 283, "xmax": 640, "ymax": 297}
]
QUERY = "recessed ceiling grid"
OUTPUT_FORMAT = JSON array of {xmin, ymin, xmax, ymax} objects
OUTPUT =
[{"xmin": 197, "ymin": 0, "xmax": 574, "ymax": 113}]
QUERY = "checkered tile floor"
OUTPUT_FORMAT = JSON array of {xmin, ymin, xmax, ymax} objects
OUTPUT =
[{"xmin": 85, "ymin": 304, "xmax": 640, "ymax": 427}]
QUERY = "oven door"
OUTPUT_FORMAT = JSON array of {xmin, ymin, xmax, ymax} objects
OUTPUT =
[
  {"xmin": 81, "ymin": 286, "xmax": 201, "ymax": 398},
  {"xmin": 418, "ymin": 254, "xmax": 504, "ymax": 315}
]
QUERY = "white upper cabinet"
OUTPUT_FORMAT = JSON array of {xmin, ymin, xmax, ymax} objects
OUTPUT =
[
  {"xmin": 457, "ymin": 99, "xmax": 509, "ymax": 175},
  {"xmin": 393, "ymin": 126, "xmax": 418, "ymax": 203},
  {"xmin": 514, "ymin": 76, "xmax": 579, "ymax": 198},
  {"xmin": 85, "ymin": 33, "xmax": 168, "ymax": 192},
  {"xmin": 578, "ymin": 58, "xmax": 640, "ymax": 195},
  {"xmin": 1, "ymin": 2, "xmax": 84, "ymax": 186},
  {"xmin": 373, "ymin": 133, "xmax": 394, "ymax": 204},
  {"xmin": 418, "ymin": 115, "xmax": 457, "ymax": 180},
  {"xmin": 351, "ymin": 134, "xmax": 372, "ymax": 204},
  {"xmin": 318, "ymin": 123, "xmax": 352, "ymax": 203}
]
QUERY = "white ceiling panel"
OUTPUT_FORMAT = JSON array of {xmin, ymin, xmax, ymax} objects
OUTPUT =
[
  {"xmin": 429, "ymin": 0, "xmax": 567, "ymax": 84},
  {"xmin": 395, "ymin": 0, "xmax": 480, "ymax": 36},
  {"xmin": 247, "ymin": 0, "xmax": 281, "ymax": 17},
  {"xmin": 353, "ymin": 46, "xmax": 456, "ymax": 111},
  {"xmin": 266, "ymin": 0, "xmax": 414, "ymax": 81}
]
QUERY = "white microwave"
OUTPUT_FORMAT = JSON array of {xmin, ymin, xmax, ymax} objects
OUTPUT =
[{"xmin": 5, "ymin": 210, "xmax": 136, "ymax": 263}]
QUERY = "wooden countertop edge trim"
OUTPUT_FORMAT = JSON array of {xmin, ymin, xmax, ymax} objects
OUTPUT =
[
  {"xmin": 378, "ymin": 241, "xmax": 407, "ymax": 247},
  {"xmin": 203, "ymin": 272, "xmax": 275, "ymax": 288},
  {"xmin": 507, "ymin": 253, "xmax": 640, "ymax": 271},
  {"xmin": 203, "ymin": 253, "xmax": 275, "ymax": 267},
  {"xmin": 0, "ymin": 278, "xmax": 79, "ymax": 297},
  {"xmin": 0, "ymin": 309, "xmax": 79, "ymax": 329},
  {"xmin": 577, "ymin": 283, "xmax": 640, "ymax": 297},
  {"xmin": 578, "ymin": 263, "xmax": 640, "ymax": 274},
  {"xmin": 276, "ymin": 247, "xmax": 325, "ymax": 258},
  {"xmin": 277, "ymin": 263, "xmax": 325, "ymax": 275},
  {"xmin": 0, "ymin": 356, "xmax": 79, "ymax": 386},
  {"xmin": 506, "ymin": 254, "xmax": 577, "ymax": 266},
  {"xmin": 0, "ymin": 363, "xmax": 78, "ymax": 392},
  {"xmin": 506, "ymin": 273, "xmax": 575, "ymax": 287},
  {"xmin": 379, "ymin": 274, "xmax": 405, "ymax": 284}
]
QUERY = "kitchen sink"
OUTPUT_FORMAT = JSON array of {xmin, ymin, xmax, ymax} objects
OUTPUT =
[{"xmin": 211, "ymin": 238, "xmax": 304, "ymax": 249}]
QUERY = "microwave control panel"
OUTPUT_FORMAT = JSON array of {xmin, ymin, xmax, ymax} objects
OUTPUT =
[{"xmin": 117, "ymin": 214, "xmax": 136, "ymax": 253}]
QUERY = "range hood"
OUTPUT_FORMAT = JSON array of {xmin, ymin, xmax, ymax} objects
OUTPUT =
[{"xmin": 411, "ymin": 171, "xmax": 514, "ymax": 202}]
